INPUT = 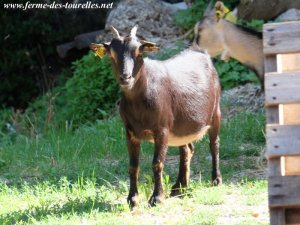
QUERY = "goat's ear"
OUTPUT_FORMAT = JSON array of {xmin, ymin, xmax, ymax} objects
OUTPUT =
[
  {"xmin": 89, "ymin": 43, "xmax": 109, "ymax": 58},
  {"xmin": 139, "ymin": 41, "xmax": 160, "ymax": 53},
  {"xmin": 215, "ymin": 1, "xmax": 228, "ymax": 21}
]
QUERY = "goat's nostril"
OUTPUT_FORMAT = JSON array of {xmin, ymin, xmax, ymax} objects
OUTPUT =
[
  {"xmin": 120, "ymin": 74, "xmax": 132, "ymax": 84},
  {"xmin": 121, "ymin": 74, "xmax": 132, "ymax": 80}
]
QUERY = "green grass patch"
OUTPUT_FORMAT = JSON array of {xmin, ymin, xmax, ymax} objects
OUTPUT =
[
  {"xmin": 241, "ymin": 180, "xmax": 267, "ymax": 206},
  {"xmin": 0, "ymin": 111, "xmax": 268, "ymax": 224},
  {"xmin": 0, "ymin": 111, "xmax": 266, "ymax": 184},
  {"xmin": 189, "ymin": 182, "xmax": 226, "ymax": 205},
  {"xmin": 178, "ymin": 208, "xmax": 219, "ymax": 225},
  {"xmin": 236, "ymin": 219, "xmax": 269, "ymax": 225},
  {"xmin": 0, "ymin": 178, "xmax": 267, "ymax": 225}
]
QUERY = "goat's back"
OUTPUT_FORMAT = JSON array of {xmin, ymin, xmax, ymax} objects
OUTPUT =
[{"xmin": 142, "ymin": 49, "xmax": 220, "ymax": 136}]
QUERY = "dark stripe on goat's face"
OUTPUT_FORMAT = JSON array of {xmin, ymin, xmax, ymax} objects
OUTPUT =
[{"xmin": 109, "ymin": 37, "xmax": 144, "ymax": 88}]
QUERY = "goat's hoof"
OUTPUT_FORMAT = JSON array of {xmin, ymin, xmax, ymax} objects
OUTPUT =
[
  {"xmin": 170, "ymin": 184, "xmax": 185, "ymax": 197},
  {"xmin": 170, "ymin": 184, "xmax": 180, "ymax": 197},
  {"xmin": 212, "ymin": 176, "xmax": 222, "ymax": 186},
  {"xmin": 127, "ymin": 194, "xmax": 139, "ymax": 210},
  {"xmin": 170, "ymin": 188, "xmax": 181, "ymax": 197},
  {"xmin": 148, "ymin": 194, "xmax": 164, "ymax": 207}
]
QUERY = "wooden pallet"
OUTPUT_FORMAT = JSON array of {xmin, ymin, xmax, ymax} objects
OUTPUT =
[{"xmin": 264, "ymin": 21, "xmax": 300, "ymax": 225}]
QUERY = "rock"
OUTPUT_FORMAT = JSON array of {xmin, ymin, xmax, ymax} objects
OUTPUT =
[
  {"xmin": 163, "ymin": 2, "xmax": 188, "ymax": 11},
  {"xmin": 57, "ymin": 0, "xmax": 189, "ymax": 57},
  {"xmin": 162, "ymin": 0, "xmax": 183, "ymax": 3},
  {"xmin": 56, "ymin": 30, "xmax": 105, "ymax": 58},
  {"xmin": 237, "ymin": 0, "xmax": 300, "ymax": 21},
  {"xmin": 277, "ymin": 8, "xmax": 300, "ymax": 21},
  {"xmin": 221, "ymin": 83, "xmax": 264, "ymax": 118},
  {"xmin": 105, "ymin": 0, "xmax": 183, "ymax": 47}
]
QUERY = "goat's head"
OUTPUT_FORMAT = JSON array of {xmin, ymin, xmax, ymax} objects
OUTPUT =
[
  {"xmin": 90, "ymin": 25, "xmax": 159, "ymax": 90},
  {"xmin": 194, "ymin": 1, "xmax": 237, "ymax": 57}
]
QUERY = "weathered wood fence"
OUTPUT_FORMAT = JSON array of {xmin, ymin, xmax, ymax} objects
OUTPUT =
[{"xmin": 264, "ymin": 21, "xmax": 300, "ymax": 225}]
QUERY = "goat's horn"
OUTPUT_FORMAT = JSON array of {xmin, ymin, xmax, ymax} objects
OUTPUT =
[
  {"xmin": 204, "ymin": 0, "xmax": 214, "ymax": 16},
  {"xmin": 111, "ymin": 26, "xmax": 120, "ymax": 39},
  {"xmin": 130, "ymin": 25, "xmax": 138, "ymax": 37}
]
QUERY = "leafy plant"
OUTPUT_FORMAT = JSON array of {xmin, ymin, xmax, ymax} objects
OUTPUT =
[
  {"xmin": 154, "ymin": 41, "xmax": 186, "ymax": 60},
  {"xmin": 175, "ymin": 0, "xmax": 207, "ymax": 31},
  {"xmin": 0, "ymin": 52, "xmax": 120, "ymax": 134},
  {"xmin": 214, "ymin": 58, "xmax": 259, "ymax": 90},
  {"xmin": 237, "ymin": 19, "xmax": 264, "ymax": 31},
  {"xmin": 1, "ymin": 0, "xmax": 107, "ymax": 109},
  {"xmin": 62, "ymin": 53, "xmax": 120, "ymax": 125}
]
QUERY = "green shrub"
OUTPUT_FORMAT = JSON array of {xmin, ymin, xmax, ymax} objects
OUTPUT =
[
  {"xmin": 175, "ymin": 0, "xmax": 207, "ymax": 31},
  {"xmin": 154, "ymin": 41, "xmax": 186, "ymax": 60},
  {"xmin": 1, "ymin": 0, "xmax": 107, "ymax": 109},
  {"xmin": 237, "ymin": 19, "xmax": 264, "ymax": 31},
  {"xmin": 0, "ymin": 53, "xmax": 120, "ymax": 134},
  {"xmin": 62, "ymin": 53, "xmax": 120, "ymax": 125},
  {"xmin": 214, "ymin": 58, "xmax": 259, "ymax": 90}
]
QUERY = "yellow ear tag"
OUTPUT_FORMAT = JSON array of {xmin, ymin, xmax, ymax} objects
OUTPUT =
[
  {"xmin": 216, "ymin": 5, "xmax": 230, "ymax": 18},
  {"xmin": 225, "ymin": 12, "xmax": 237, "ymax": 24},
  {"xmin": 216, "ymin": 5, "xmax": 237, "ymax": 24},
  {"xmin": 223, "ymin": 6, "xmax": 230, "ymax": 14},
  {"xmin": 94, "ymin": 46, "xmax": 106, "ymax": 58},
  {"xmin": 216, "ymin": 10, "xmax": 223, "ymax": 18},
  {"xmin": 223, "ymin": 5, "xmax": 237, "ymax": 24}
]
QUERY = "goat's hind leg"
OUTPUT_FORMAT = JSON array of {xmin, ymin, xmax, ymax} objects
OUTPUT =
[
  {"xmin": 209, "ymin": 105, "xmax": 222, "ymax": 186},
  {"xmin": 170, "ymin": 143, "xmax": 194, "ymax": 197}
]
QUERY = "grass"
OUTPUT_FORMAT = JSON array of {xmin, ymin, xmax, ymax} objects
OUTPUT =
[
  {"xmin": 0, "ymin": 111, "xmax": 268, "ymax": 224},
  {"xmin": 0, "ymin": 179, "xmax": 267, "ymax": 224}
]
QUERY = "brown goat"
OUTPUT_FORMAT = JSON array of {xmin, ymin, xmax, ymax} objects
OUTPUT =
[
  {"xmin": 90, "ymin": 25, "xmax": 222, "ymax": 208},
  {"xmin": 194, "ymin": 1, "xmax": 264, "ymax": 88}
]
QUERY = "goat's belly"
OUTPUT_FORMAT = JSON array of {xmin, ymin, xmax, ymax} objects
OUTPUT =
[{"xmin": 144, "ymin": 126, "xmax": 210, "ymax": 147}]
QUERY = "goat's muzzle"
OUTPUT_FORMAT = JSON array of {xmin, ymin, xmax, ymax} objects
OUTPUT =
[{"xmin": 120, "ymin": 74, "xmax": 133, "ymax": 85}]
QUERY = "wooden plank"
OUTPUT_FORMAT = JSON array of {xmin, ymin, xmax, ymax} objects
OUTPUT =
[
  {"xmin": 264, "ymin": 21, "xmax": 300, "ymax": 55},
  {"xmin": 286, "ymin": 208, "xmax": 300, "ymax": 225},
  {"xmin": 277, "ymin": 53, "xmax": 300, "ymax": 73},
  {"xmin": 266, "ymin": 125, "xmax": 300, "ymax": 157},
  {"xmin": 270, "ymin": 208, "xmax": 285, "ymax": 225},
  {"xmin": 282, "ymin": 156, "xmax": 300, "ymax": 176},
  {"xmin": 269, "ymin": 175, "xmax": 300, "ymax": 208},
  {"xmin": 265, "ymin": 72, "xmax": 300, "ymax": 105},
  {"xmin": 266, "ymin": 106, "xmax": 279, "ymax": 124},
  {"xmin": 283, "ymin": 156, "xmax": 300, "ymax": 176},
  {"xmin": 280, "ymin": 103, "xmax": 300, "ymax": 125},
  {"xmin": 268, "ymin": 158, "xmax": 282, "ymax": 176},
  {"xmin": 265, "ymin": 55, "xmax": 277, "ymax": 73}
]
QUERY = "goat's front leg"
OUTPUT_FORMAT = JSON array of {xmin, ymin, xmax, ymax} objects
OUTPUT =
[
  {"xmin": 126, "ymin": 129, "xmax": 141, "ymax": 209},
  {"xmin": 171, "ymin": 143, "xmax": 194, "ymax": 197},
  {"xmin": 220, "ymin": 48, "xmax": 230, "ymax": 62},
  {"xmin": 149, "ymin": 129, "xmax": 168, "ymax": 206}
]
